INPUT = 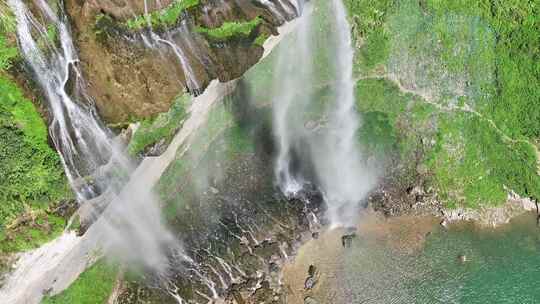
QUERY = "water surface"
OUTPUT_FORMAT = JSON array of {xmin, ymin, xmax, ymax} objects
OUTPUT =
[{"xmin": 284, "ymin": 212, "xmax": 540, "ymax": 303}]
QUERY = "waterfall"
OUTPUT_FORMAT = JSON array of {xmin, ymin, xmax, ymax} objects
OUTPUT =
[
  {"xmin": 313, "ymin": 0, "xmax": 378, "ymax": 226},
  {"xmin": 256, "ymin": 0, "xmax": 300, "ymax": 21},
  {"xmin": 272, "ymin": 0, "xmax": 311, "ymax": 195},
  {"xmin": 138, "ymin": 0, "xmax": 209, "ymax": 96},
  {"xmin": 8, "ymin": 0, "xmax": 179, "ymax": 274},
  {"xmin": 272, "ymin": 0, "xmax": 378, "ymax": 226},
  {"xmin": 7, "ymin": 0, "xmax": 129, "ymax": 201},
  {"xmin": 256, "ymin": 0, "xmax": 287, "ymax": 22}
]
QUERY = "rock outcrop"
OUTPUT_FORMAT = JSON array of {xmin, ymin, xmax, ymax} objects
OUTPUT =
[{"xmin": 64, "ymin": 0, "xmax": 299, "ymax": 123}]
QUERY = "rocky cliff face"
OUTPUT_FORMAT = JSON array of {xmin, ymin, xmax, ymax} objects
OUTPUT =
[{"xmin": 64, "ymin": 0, "xmax": 298, "ymax": 123}]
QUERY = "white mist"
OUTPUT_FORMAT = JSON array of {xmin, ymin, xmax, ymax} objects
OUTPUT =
[
  {"xmin": 272, "ymin": 0, "xmax": 378, "ymax": 227},
  {"xmin": 8, "ymin": 0, "xmax": 179, "ymax": 274}
]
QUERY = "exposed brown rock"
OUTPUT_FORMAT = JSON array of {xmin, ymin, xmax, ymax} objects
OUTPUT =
[
  {"xmin": 82, "ymin": 0, "xmax": 174, "ymax": 20},
  {"xmin": 66, "ymin": 0, "xmax": 184, "ymax": 123},
  {"xmin": 64, "ymin": 0, "xmax": 287, "ymax": 124}
]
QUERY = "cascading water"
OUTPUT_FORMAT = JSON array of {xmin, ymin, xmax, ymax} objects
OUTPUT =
[
  {"xmin": 8, "ymin": 0, "xmax": 129, "ymax": 201},
  {"xmin": 3, "ymin": 1, "xmax": 321, "ymax": 302},
  {"xmin": 272, "ymin": 0, "xmax": 378, "ymax": 226},
  {"xmin": 314, "ymin": 0, "xmax": 378, "ymax": 226},
  {"xmin": 256, "ymin": 0, "xmax": 287, "ymax": 23},
  {"xmin": 8, "ymin": 0, "xmax": 179, "ymax": 275},
  {"xmin": 272, "ymin": 0, "xmax": 311, "ymax": 195},
  {"xmin": 138, "ymin": 0, "xmax": 209, "ymax": 96}
]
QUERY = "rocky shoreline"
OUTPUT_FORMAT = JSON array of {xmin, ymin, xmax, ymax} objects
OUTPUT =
[
  {"xmin": 368, "ymin": 164, "xmax": 539, "ymax": 229},
  {"xmin": 441, "ymin": 192, "xmax": 539, "ymax": 228}
]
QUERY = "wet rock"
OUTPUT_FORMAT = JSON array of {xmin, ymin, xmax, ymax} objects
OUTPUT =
[
  {"xmin": 114, "ymin": 124, "xmax": 325, "ymax": 303},
  {"xmin": 304, "ymin": 276, "xmax": 317, "ymax": 290},
  {"xmin": 307, "ymin": 265, "xmax": 317, "ymax": 277},
  {"xmin": 458, "ymin": 254, "xmax": 468, "ymax": 263},
  {"xmin": 440, "ymin": 219, "xmax": 449, "ymax": 229},
  {"xmin": 210, "ymin": 186, "xmax": 220, "ymax": 194},
  {"xmin": 231, "ymin": 290, "xmax": 246, "ymax": 304},
  {"xmin": 144, "ymin": 138, "xmax": 168, "ymax": 156},
  {"xmin": 341, "ymin": 231, "xmax": 357, "ymax": 248},
  {"xmin": 304, "ymin": 296, "xmax": 319, "ymax": 304},
  {"xmin": 65, "ymin": 0, "xmax": 283, "ymax": 124},
  {"xmin": 304, "ymin": 120, "xmax": 317, "ymax": 130},
  {"xmin": 304, "ymin": 265, "xmax": 319, "ymax": 290}
]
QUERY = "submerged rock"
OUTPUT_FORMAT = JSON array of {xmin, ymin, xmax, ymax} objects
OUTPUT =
[{"xmin": 304, "ymin": 265, "xmax": 320, "ymax": 290}]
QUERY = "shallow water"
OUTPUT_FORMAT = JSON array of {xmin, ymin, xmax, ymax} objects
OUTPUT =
[{"xmin": 284, "ymin": 212, "xmax": 540, "ymax": 304}]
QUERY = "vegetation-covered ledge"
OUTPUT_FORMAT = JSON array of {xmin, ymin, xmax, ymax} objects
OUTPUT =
[
  {"xmin": 195, "ymin": 16, "xmax": 263, "ymax": 42},
  {"xmin": 0, "ymin": 2, "xmax": 74, "ymax": 273},
  {"xmin": 124, "ymin": 0, "xmax": 200, "ymax": 31},
  {"xmin": 345, "ymin": 0, "xmax": 540, "ymax": 213}
]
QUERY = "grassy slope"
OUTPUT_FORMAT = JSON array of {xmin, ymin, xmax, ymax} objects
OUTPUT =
[
  {"xmin": 195, "ymin": 17, "xmax": 262, "ymax": 42},
  {"xmin": 41, "ymin": 260, "xmax": 117, "ymax": 304},
  {"xmin": 128, "ymin": 94, "xmax": 189, "ymax": 156},
  {"xmin": 124, "ymin": 0, "xmax": 200, "ymax": 30},
  {"xmin": 0, "ymin": 5, "xmax": 72, "ymax": 257},
  {"xmin": 122, "ymin": 1, "xmax": 268, "ymax": 47},
  {"xmin": 345, "ymin": 0, "xmax": 540, "ymax": 208}
]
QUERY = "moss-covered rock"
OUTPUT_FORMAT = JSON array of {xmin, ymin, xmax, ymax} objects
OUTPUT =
[
  {"xmin": 65, "ymin": 0, "xmax": 287, "ymax": 124},
  {"xmin": 345, "ymin": 0, "xmax": 540, "ymax": 209}
]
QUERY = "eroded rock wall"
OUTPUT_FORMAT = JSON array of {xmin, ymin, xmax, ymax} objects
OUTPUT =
[{"xmin": 65, "ymin": 0, "xmax": 299, "ymax": 123}]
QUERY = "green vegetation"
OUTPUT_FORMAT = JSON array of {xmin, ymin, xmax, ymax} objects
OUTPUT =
[
  {"xmin": 357, "ymin": 111, "xmax": 398, "ymax": 155},
  {"xmin": 356, "ymin": 79, "xmax": 409, "ymax": 120},
  {"xmin": 157, "ymin": 101, "xmax": 235, "ymax": 197},
  {"xmin": 36, "ymin": 24, "xmax": 59, "ymax": 51},
  {"xmin": 0, "ymin": 78, "xmax": 72, "ymax": 255},
  {"xmin": 427, "ymin": 111, "xmax": 539, "ymax": 208},
  {"xmin": 0, "ymin": 35, "xmax": 17, "ymax": 70},
  {"xmin": 42, "ymin": 260, "xmax": 117, "ymax": 304},
  {"xmin": 0, "ymin": 3, "xmax": 18, "ymax": 70},
  {"xmin": 0, "ymin": 77, "xmax": 70, "ymax": 227},
  {"xmin": 0, "ymin": 4, "xmax": 72, "ymax": 258},
  {"xmin": 254, "ymin": 32, "xmax": 269, "ymax": 46},
  {"xmin": 0, "ymin": 207, "xmax": 67, "ymax": 253},
  {"xmin": 343, "ymin": 0, "xmax": 394, "ymax": 73},
  {"xmin": 128, "ymin": 94, "xmax": 189, "ymax": 156},
  {"xmin": 195, "ymin": 17, "xmax": 262, "ymax": 42},
  {"xmin": 124, "ymin": 0, "xmax": 200, "ymax": 31},
  {"xmin": 347, "ymin": 0, "xmax": 540, "ymax": 208},
  {"xmin": 355, "ymin": 78, "xmax": 424, "ymax": 161}
]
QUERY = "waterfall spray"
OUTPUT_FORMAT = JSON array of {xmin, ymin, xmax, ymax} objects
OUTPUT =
[
  {"xmin": 272, "ymin": 0, "xmax": 378, "ymax": 226},
  {"xmin": 138, "ymin": 0, "xmax": 209, "ymax": 96},
  {"xmin": 272, "ymin": 0, "xmax": 311, "ymax": 196},
  {"xmin": 312, "ymin": 0, "xmax": 378, "ymax": 226},
  {"xmin": 7, "ymin": 0, "xmax": 128, "ymax": 201}
]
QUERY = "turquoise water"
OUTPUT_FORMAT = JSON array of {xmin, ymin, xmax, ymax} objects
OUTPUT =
[{"xmin": 341, "ymin": 214, "xmax": 540, "ymax": 303}]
